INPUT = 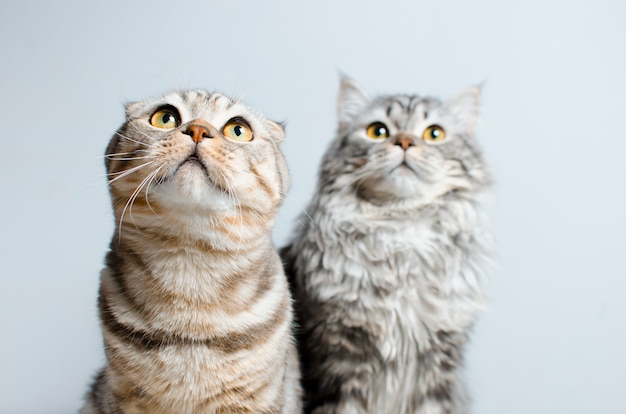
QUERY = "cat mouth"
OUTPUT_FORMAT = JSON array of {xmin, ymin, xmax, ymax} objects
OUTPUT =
[
  {"xmin": 169, "ymin": 154, "xmax": 211, "ymax": 181},
  {"xmin": 391, "ymin": 161, "xmax": 419, "ymax": 177},
  {"xmin": 177, "ymin": 155, "xmax": 229, "ymax": 193},
  {"xmin": 181, "ymin": 155, "xmax": 209, "ymax": 173}
]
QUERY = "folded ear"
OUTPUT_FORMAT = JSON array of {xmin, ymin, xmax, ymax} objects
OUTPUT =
[
  {"xmin": 337, "ymin": 77, "xmax": 370, "ymax": 132},
  {"xmin": 444, "ymin": 86, "xmax": 481, "ymax": 136},
  {"xmin": 265, "ymin": 120, "xmax": 286, "ymax": 142},
  {"xmin": 124, "ymin": 101, "xmax": 146, "ymax": 119}
]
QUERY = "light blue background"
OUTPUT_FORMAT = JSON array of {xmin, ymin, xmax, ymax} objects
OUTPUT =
[{"xmin": 1, "ymin": 1, "xmax": 625, "ymax": 413}]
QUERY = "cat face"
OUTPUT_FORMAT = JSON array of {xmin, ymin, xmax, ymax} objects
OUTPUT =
[
  {"xmin": 105, "ymin": 90, "xmax": 289, "ymax": 221},
  {"xmin": 322, "ymin": 79, "xmax": 488, "ymax": 205}
]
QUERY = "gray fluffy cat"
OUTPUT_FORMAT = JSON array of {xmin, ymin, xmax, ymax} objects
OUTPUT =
[{"xmin": 281, "ymin": 78, "xmax": 493, "ymax": 414}]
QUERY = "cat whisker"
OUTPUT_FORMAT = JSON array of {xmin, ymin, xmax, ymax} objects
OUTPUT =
[
  {"xmin": 102, "ymin": 150, "xmax": 151, "ymax": 158},
  {"xmin": 114, "ymin": 131, "xmax": 153, "ymax": 148},
  {"xmin": 118, "ymin": 166, "xmax": 162, "ymax": 240},
  {"xmin": 106, "ymin": 155, "xmax": 158, "ymax": 162},
  {"xmin": 107, "ymin": 161, "xmax": 156, "ymax": 183},
  {"xmin": 125, "ymin": 118, "xmax": 159, "ymax": 143},
  {"xmin": 298, "ymin": 208, "xmax": 317, "ymax": 226},
  {"xmin": 144, "ymin": 165, "xmax": 166, "ymax": 216}
]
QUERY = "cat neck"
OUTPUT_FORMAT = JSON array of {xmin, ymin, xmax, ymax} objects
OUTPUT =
[
  {"xmin": 313, "ymin": 180, "xmax": 484, "ymax": 223},
  {"xmin": 108, "ymin": 220, "xmax": 275, "ymax": 308}
]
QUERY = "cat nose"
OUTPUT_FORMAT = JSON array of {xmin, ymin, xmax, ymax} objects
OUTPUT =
[
  {"xmin": 393, "ymin": 134, "xmax": 415, "ymax": 150},
  {"xmin": 183, "ymin": 120, "xmax": 213, "ymax": 143}
]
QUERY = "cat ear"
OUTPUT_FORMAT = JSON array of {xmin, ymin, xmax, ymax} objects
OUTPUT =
[
  {"xmin": 337, "ymin": 77, "xmax": 370, "ymax": 132},
  {"xmin": 265, "ymin": 120, "xmax": 286, "ymax": 142},
  {"xmin": 444, "ymin": 86, "xmax": 481, "ymax": 136},
  {"xmin": 124, "ymin": 101, "xmax": 145, "ymax": 119}
]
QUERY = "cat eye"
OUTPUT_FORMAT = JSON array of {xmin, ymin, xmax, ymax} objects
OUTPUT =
[
  {"xmin": 422, "ymin": 125, "xmax": 446, "ymax": 143},
  {"xmin": 150, "ymin": 106, "xmax": 181, "ymax": 129},
  {"xmin": 222, "ymin": 118, "xmax": 254, "ymax": 142},
  {"xmin": 366, "ymin": 122, "xmax": 389, "ymax": 140}
]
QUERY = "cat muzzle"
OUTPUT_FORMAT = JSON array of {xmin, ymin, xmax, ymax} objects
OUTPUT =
[
  {"xmin": 393, "ymin": 134, "xmax": 416, "ymax": 150},
  {"xmin": 183, "ymin": 119, "xmax": 215, "ymax": 143}
]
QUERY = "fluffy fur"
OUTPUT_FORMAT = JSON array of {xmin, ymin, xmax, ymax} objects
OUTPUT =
[
  {"xmin": 82, "ymin": 90, "xmax": 301, "ymax": 414},
  {"xmin": 281, "ymin": 78, "xmax": 493, "ymax": 414}
]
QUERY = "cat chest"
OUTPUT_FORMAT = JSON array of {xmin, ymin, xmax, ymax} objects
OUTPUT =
[
  {"xmin": 322, "ymin": 222, "xmax": 467, "ymax": 351},
  {"xmin": 324, "ymin": 221, "xmax": 448, "ymax": 292},
  {"xmin": 108, "ymin": 335, "xmax": 287, "ymax": 412}
]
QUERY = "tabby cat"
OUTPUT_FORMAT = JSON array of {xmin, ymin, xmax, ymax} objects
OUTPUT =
[
  {"xmin": 82, "ymin": 90, "xmax": 301, "ymax": 414},
  {"xmin": 281, "ymin": 78, "xmax": 493, "ymax": 413}
]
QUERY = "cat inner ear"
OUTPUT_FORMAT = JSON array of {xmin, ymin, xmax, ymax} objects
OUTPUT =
[
  {"xmin": 443, "ymin": 86, "xmax": 481, "ymax": 137},
  {"xmin": 337, "ymin": 77, "xmax": 370, "ymax": 132}
]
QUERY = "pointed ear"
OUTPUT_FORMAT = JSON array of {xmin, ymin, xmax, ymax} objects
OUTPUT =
[
  {"xmin": 266, "ymin": 120, "xmax": 286, "ymax": 142},
  {"xmin": 337, "ymin": 77, "xmax": 370, "ymax": 132},
  {"xmin": 444, "ymin": 86, "xmax": 481, "ymax": 136}
]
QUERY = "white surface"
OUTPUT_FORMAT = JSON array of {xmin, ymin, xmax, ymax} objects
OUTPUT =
[{"xmin": 1, "ymin": 1, "xmax": 625, "ymax": 413}]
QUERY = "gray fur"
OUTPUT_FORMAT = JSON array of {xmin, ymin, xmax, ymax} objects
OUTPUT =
[{"xmin": 281, "ymin": 78, "xmax": 493, "ymax": 414}]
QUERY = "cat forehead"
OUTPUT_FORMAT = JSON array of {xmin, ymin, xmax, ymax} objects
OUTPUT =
[
  {"xmin": 354, "ymin": 95, "xmax": 444, "ymax": 128},
  {"xmin": 126, "ymin": 90, "xmax": 252, "ymax": 119},
  {"xmin": 377, "ymin": 95, "xmax": 442, "ymax": 119}
]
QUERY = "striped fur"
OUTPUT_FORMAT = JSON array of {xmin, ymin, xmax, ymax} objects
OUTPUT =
[
  {"xmin": 281, "ymin": 79, "xmax": 493, "ymax": 413},
  {"xmin": 82, "ymin": 90, "xmax": 301, "ymax": 413}
]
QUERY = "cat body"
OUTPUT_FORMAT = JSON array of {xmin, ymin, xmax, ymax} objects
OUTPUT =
[
  {"xmin": 83, "ymin": 90, "xmax": 301, "ymax": 414},
  {"xmin": 281, "ymin": 79, "xmax": 492, "ymax": 414}
]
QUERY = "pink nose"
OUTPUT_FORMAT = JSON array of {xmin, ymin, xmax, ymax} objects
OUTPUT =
[
  {"xmin": 394, "ymin": 135, "xmax": 415, "ymax": 150},
  {"xmin": 184, "ymin": 120, "xmax": 213, "ymax": 143}
]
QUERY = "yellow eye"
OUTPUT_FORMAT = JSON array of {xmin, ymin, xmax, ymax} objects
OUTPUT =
[
  {"xmin": 150, "ymin": 106, "xmax": 180, "ymax": 129},
  {"xmin": 222, "ymin": 118, "xmax": 253, "ymax": 142},
  {"xmin": 422, "ymin": 125, "xmax": 446, "ymax": 142},
  {"xmin": 366, "ymin": 122, "xmax": 389, "ymax": 140}
]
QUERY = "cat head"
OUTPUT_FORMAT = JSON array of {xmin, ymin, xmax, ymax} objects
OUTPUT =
[
  {"xmin": 105, "ymin": 90, "xmax": 289, "ymax": 228},
  {"xmin": 321, "ymin": 78, "xmax": 490, "ymax": 206}
]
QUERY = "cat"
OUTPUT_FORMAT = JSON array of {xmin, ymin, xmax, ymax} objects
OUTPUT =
[
  {"xmin": 281, "ymin": 78, "xmax": 493, "ymax": 414},
  {"xmin": 82, "ymin": 89, "xmax": 302, "ymax": 414}
]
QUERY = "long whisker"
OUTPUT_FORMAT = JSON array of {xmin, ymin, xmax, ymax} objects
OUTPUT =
[
  {"xmin": 106, "ymin": 155, "xmax": 157, "ymax": 162},
  {"xmin": 101, "ymin": 150, "xmax": 151, "ymax": 158},
  {"xmin": 125, "ymin": 118, "xmax": 159, "ymax": 143},
  {"xmin": 298, "ymin": 207, "xmax": 317, "ymax": 226},
  {"xmin": 107, "ymin": 161, "xmax": 156, "ymax": 183},
  {"xmin": 144, "ymin": 165, "xmax": 166, "ymax": 216},
  {"xmin": 114, "ymin": 131, "xmax": 153, "ymax": 148},
  {"xmin": 117, "ymin": 166, "xmax": 162, "ymax": 240}
]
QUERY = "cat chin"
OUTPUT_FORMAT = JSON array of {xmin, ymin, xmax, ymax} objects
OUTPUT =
[
  {"xmin": 154, "ymin": 171, "xmax": 235, "ymax": 212},
  {"xmin": 357, "ymin": 184, "xmax": 421, "ymax": 205},
  {"xmin": 356, "ymin": 171, "xmax": 425, "ymax": 203}
]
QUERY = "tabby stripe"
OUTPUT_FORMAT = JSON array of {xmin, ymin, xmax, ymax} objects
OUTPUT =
[
  {"xmin": 205, "ymin": 374, "xmax": 276, "ymax": 411},
  {"xmin": 99, "ymin": 293, "xmax": 288, "ymax": 353},
  {"xmin": 249, "ymin": 164, "xmax": 273, "ymax": 199},
  {"xmin": 270, "ymin": 141, "xmax": 285, "ymax": 199},
  {"xmin": 104, "ymin": 249, "xmax": 150, "ymax": 319},
  {"xmin": 406, "ymin": 95, "xmax": 421, "ymax": 115},
  {"xmin": 220, "ymin": 258, "xmax": 276, "ymax": 314}
]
